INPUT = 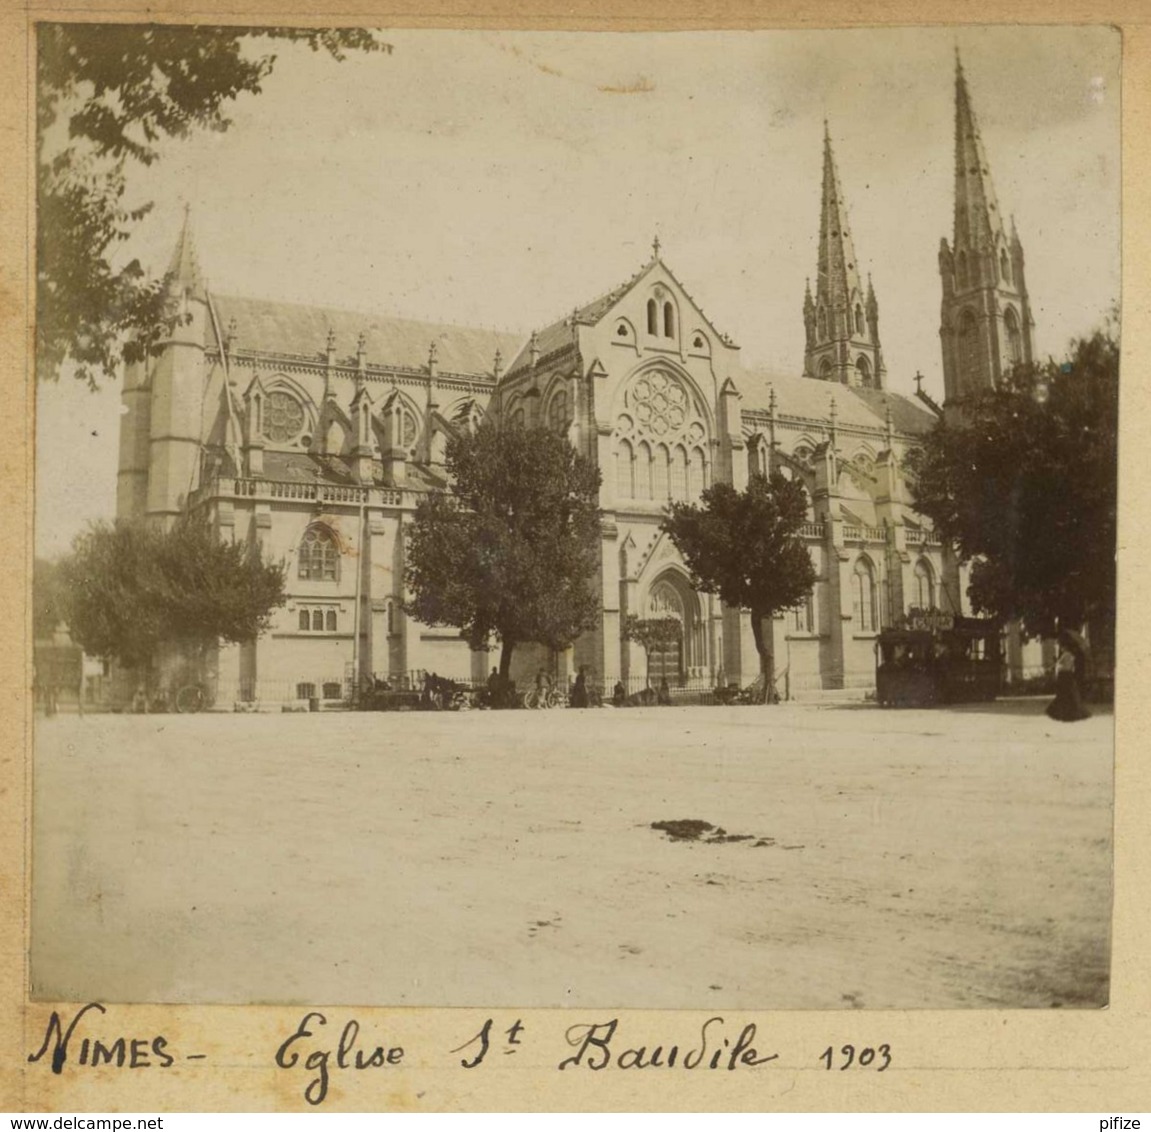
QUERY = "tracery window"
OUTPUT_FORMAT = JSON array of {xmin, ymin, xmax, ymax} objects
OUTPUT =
[
  {"xmin": 299, "ymin": 525, "xmax": 340, "ymax": 581},
  {"xmin": 613, "ymin": 369, "xmax": 708, "ymax": 501},
  {"xmin": 264, "ymin": 391, "xmax": 305, "ymax": 443},
  {"xmin": 548, "ymin": 388, "xmax": 569, "ymax": 433}
]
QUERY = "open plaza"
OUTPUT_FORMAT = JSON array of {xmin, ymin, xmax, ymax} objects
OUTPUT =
[{"xmin": 31, "ymin": 699, "xmax": 1112, "ymax": 1011}]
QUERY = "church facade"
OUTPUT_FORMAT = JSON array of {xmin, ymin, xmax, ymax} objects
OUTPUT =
[{"xmin": 114, "ymin": 57, "xmax": 1036, "ymax": 705}]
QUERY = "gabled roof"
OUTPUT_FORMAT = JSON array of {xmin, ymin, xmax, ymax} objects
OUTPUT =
[
  {"xmin": 504, "ymin": 255, "xmax": 737, "ymax": 377},
  {"xmin": 737, "ymin": 366, "xmax": 937, "ymax": 436},
  {"xmin": 208, "ymin": 294, "xmax": 524, "ymax": 380}
]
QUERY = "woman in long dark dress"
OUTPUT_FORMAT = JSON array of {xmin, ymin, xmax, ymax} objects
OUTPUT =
[{"xmin": 1046, "ymin": 635, "xmax": 1091, "ymax": 722}]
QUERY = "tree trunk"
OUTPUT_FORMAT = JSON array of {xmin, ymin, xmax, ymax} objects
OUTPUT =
[
  {"xmin": 498, "ymin": 639, "xmax": 515, "ymax": 682},
  {"xmin": 750, "ymin": 608, "xmax": 774, "ymax": 705}
]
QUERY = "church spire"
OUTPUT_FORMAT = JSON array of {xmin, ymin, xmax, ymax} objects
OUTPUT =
[
  {"xmin": 951, "ymin": 51, "xmax": 1007, "ymax": 261},
  {"xmin": 802, "ymin": 124, "xmax": 884, "ymax": 389},
  {"xmin": 166, "ymin": 203, "xmax": 204, "ymax": 300},
  {"xmin": 939, "ymin": 53, "xmax": 1035, "ymax": 403}
]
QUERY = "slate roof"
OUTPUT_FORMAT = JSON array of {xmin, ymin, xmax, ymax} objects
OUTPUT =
[
  {"xmin": 260, "ymin": 450, "xmax": 448, "ymax": 491},
  {"xmin": 208, "ymin": 294, "xmax": 524, "ymax": 380},
  {"xmin": 737, "ymin": 366, "xmax": 938, "ymax": 436}
]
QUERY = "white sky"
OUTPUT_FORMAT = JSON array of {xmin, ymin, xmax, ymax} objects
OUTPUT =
[{"xmin": 35, "ymin": 24, "xmax": 1121, "ymax": 557}]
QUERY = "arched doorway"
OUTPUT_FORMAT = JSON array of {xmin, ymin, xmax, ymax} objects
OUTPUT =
[{"xmin": 646, "ymin": 570, "xmax": 704, "ymax": 684}]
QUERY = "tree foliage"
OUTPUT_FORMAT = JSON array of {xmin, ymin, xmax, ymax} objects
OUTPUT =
[
  {"xmin": 37, "ymin": 24, "xmax": 384, "ymax": 387},
  {"xmin": 32, "ymin": 558, "xmax": 70, "ymax": 640},
  {"xmin": 403, "ymin": 424, "xmax": 603, "ymax": 678},
  {"xmin": 622, "ymin": 615, "xmax": 682, "ymax": 686},
  {"xmin": 661, "ymin": 472, "xmax": 817, "ymax": 697},
  {"xmin": 907, "ymin": 326, "xmax": 1118, "ymax": 641},
  {"xmin": 58, "ymin": 515, "xmax": 286, "ymax": 669}
]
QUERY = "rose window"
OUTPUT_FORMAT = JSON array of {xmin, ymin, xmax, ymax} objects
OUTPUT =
[
  {"xmin": 630, "ymin": 371, "xmax": 688, "ymax": 437},
  {"xmin": 264, "ymin": 392, "xmax": 305, "ymax": 443}
]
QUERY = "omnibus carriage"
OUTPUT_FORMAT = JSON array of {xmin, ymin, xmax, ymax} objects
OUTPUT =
[{"xmin": 875, "ymin": 613, "xmax": 1003, "ymax": 707}]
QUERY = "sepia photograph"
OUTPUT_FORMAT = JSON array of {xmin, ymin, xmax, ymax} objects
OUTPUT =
[{"xmin": 31, "ymin": 23, "xmax": 1119, "ymax": 1015}]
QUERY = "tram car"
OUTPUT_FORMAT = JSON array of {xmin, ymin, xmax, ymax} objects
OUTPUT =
[{"xmin": 875, "ymin": 611, "xmax": 1004, "ymax": 707}]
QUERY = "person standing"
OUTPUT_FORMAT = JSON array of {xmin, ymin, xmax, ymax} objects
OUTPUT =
[
  {"xmin": 570, "ymin": 667, "xmax": 589, "ymax": 708},
  {"xmin": 1046, "ymin": 631, "xmax": 1091, "ymax": 722}
]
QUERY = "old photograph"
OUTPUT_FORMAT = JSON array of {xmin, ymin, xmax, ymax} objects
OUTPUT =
[{"xmin": 32, "ymin": 25, "xmax": 1119, "ymax": 1011}]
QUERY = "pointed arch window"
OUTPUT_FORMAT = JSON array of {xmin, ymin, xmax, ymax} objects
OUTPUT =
[
  {"xmin": 654, "ymin": 443, "xmax": 670, "ymax": 499},
  {"xmin": 636, "ymin": 441, "xmax": 653, "ymax": 500},
  {"xmin": 688, "ymin": 447, "xmax": 707, "ymax": 500},
  {"xmin": 1003, "ymin": 307, "xmax": 1023, "ymax": 371},
  {"xmin": 664, "ymin": 302, "xmax": 675, "ymax": 338},
  {"xmin": 792, "ymin": 591, "xmax": 814, "ymax": 634},
  {"xmin": 958, "ymin": 308, "xmax": 980, "ymax": 388},
  {"xmin": 1000, "ymin": 248, "xmax": 1012, "ymax": 284},
  {"xmin": 957, "ymin": 251, "xmax": 969, "ymax": 289},
  {"xmin": 311, "ymin": 609, "xmax": 324, "ymax": 631},
  {"xmin": 299, "ymin": 610, "xmax": 309, "ymax": 631},
  {"xmin": 855, "ymin": 304, "xmax": 864, "ymax": 334},
  {"xmin": 616, "ymin": 439, "xmax": 634, "ymax": 499},
  {"xmin": 647, "ymin": 299, "xmax": 658, "ymax": 336},
  {"xmin": 817, "ymin": 307, "xmax": 827, "ymax": 341},
  {"xmin": 819, "ymin": 358, "xmax": 833, "ymax": 381},
  {"xmin": 548, "ymin": 388, "xmax": 569, "ymax": 433},
  {"xmin": 671, "ymin": 445, "xmax": 688, "ymax": 500},
  {"xmin": 856, "ymin": 356, "xmax": 872, "ymax": 388},
  {"xmin": 913, "ymin": 559, "xmax": 936, "ymax": 611},
  {"xmin": 853, "ymin": 557, "xmax": 877, "ymax": 632},
  {"xmin": 299, "ymin": 524, "xmax": 340, "ymax": 581}
]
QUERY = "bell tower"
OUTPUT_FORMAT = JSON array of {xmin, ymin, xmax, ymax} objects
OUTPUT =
[
  {"xmin": 803, "ymin": 123, "xmax": 885, "ymax": 390},
  {"xmin": 144, "ymin": 206, "xmax": 210, "ymax": 524},
  {"xmin": 939, "ymin": 52, "xmax": 1035, "ymax": 403}
]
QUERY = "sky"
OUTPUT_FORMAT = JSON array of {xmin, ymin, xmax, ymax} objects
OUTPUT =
[{"xmin": 35, "ymin": 24, "xmax": 1121, "ymax": 557}]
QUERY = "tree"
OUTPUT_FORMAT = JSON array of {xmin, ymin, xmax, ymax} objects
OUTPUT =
[
  {"xmin": 59, "ymin": 515, "xmax": 286, "ymax": 683},
  {"xmin": 32, "ymin": 558, "xmax": 70, "ymax": 640},
  {"xmin": 661, "ymin": 472, "xmax": 817, "ymax": 702},
  {"xmin": 403, "ymin": 423, "xmax": 603, "ymax": 681},
  {"xmin": 622, "ymin": 615, "xmax": 682, "ymax": 688},
  {"xmin": 907, "ymin": 326, "xmax": 1118, "ymax": 650},
  {"xmin": 37, "ymin": 24, "xmax": 384, "ymax": 388}
]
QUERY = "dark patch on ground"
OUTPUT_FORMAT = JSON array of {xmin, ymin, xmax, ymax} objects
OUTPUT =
[{"xmin": 651, "ymin": 819, "xmax": 790, "ymax": 847}]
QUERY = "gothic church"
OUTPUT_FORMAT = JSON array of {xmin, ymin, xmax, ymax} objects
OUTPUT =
[{"xmin": 114, "ymin": 56, "xmax": 1036, "ymax": 704}]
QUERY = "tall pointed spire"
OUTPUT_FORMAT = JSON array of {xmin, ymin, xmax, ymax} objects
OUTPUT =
[
  {"xmin": 802, "ymin": 125, "xmax": 884, "ymax": 389},
  {"xmin": 939, "ymin": 52, "xmax": 1035, "ymax": 403},
  {"xmin": 952, "ymin": 51, "xmax": 1006, "ymax": 259},
  {"xmin": 166, "ymin": 203, "xmax": 204, "ymax": 299},
  {"xmin": 818, "ymin": 123, "xmax": 865, "ymax": 318}
]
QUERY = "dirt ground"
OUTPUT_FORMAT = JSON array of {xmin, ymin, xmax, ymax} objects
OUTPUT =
[{"xmin": 30, "ymin": 700, "xmax": 1113, "ymax": 1009}]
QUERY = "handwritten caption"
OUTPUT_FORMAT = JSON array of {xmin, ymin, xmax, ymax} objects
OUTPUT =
[{"xmin": 29, "ymin": 1004, "xmax": 891, "ymax": 1106}]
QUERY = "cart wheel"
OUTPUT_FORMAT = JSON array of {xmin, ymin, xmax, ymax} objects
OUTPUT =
[{"xmin": 175, "ymin": 684, "xmax": 205, "ymax": 714}]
